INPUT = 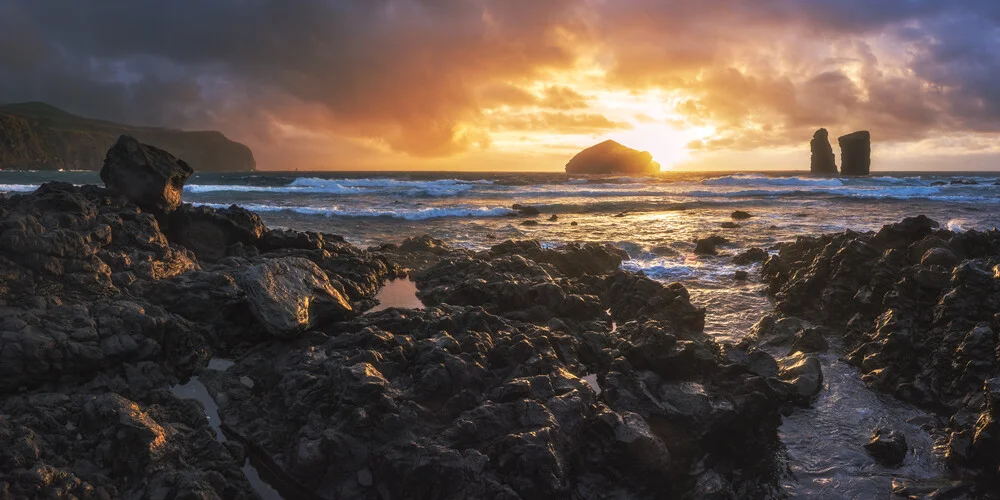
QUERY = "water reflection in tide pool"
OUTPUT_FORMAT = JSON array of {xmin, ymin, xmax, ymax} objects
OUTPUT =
[
  {"xmin": 368, "ymin": 278, "xmax": 425, "ymax": 313},
  {"xmin": 171, "ymin": 375, "xmax": 283, "ymax": 500}
]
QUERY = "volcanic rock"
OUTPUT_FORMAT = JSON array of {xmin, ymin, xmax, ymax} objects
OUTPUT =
[
  {"xmin": 512, "ymin": 203, "xmax": 540, "ymax": 216},
  {"xmin": 694, "ymin": 235, "xmax": 730, "ymax": 255},
  {"xmin": 167, "ymin": 203, "xmax": 267, "ymax": 261},
  {"xmin": 733, "ymin": 247, "xmax": 768, "ymax": 265},
  {"xmin": 865, "ymin": 428, "xmax": 908, "ymax": 466},
  {"xmin": 100, "ymin": 135, "xmax": 193, "ymax": 214},
  {"xmin": 762, "ymin": 217, "xmax": 1000, "ymax": 485},
  {"xmin": 565, "ymin": 140, "xmax": 660, "ymax": 175},
  {"xmin": 810, "ymin": 129, "xmax": 837, "ymax": 175},
  {"xmin": 778, "ymin": 352, "xmax": 824, "ymax": 400},
  {"xmin": 838, "ymin": 131, "xmax": 871, "ymax": 176},
  {"xmin": 236, "ymin": 256, "xmax": 353, "ymax": 338},
  {"xmin": 731, "ymin": 210, "xmax": 753, "ymax": 220}
]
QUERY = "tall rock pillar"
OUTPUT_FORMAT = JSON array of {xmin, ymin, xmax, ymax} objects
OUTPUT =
[
  {"xmin": 838, "ymin": 131, "xmax": 871, "ymax": 176},
  {"xmin": 810, "ymin": 128, "xmax": 837, "ymax": 175}
]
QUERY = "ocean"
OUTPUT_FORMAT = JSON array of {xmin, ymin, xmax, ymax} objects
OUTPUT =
[{"xmin": 1, "ymin": 169, "xmax": 993, "ymax": 497}]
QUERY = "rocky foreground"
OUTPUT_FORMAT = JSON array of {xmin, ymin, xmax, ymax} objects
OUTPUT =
[
  {"xmin": 762, "ymin": 215, "xmax": 1000, "ymax": 496},
  {"xmin": 3, "ymin": 137, "xmax": 998, "ymax": 499},
  {"xmin": 0, "ymin": 137, "xmax": 820, "ymax": 499}
]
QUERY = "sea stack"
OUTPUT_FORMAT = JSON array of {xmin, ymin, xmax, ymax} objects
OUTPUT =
[
  {"xmin": 566, "ymin": 140, "xmax": 660, "ymax": 175},
  {"xmin": 809, "ymin": 129, "xmax": 837, "ymax": 175},
  {"xmin": 838, "ymin": 131, "xmax": 871, "ymax": 176}
]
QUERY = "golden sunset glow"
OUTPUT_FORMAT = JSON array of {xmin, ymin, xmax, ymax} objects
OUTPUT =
[{"xmin": 8, "ymin": 1, "xmax": 1000, "ymax": 171}]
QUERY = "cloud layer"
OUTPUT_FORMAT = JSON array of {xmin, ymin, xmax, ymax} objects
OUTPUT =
[{"xmin": 2, "ymin": 0, "xmax": 999, "ymax": 168}]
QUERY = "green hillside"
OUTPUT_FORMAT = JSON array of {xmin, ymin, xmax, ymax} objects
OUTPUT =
[{"xmin": 0, "ymin": 102, "xmax": 256, "ymax": 171}]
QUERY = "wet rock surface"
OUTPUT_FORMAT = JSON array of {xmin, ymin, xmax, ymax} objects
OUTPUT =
[
  {"xmin": 762, "ymin": 215, "xmax": 1000, "ymax": 492},
  {"xmin": 865, "ymin": 428, "xmax": 908, "ymax": 466},
  {"xmin": 0, "ymin": 166, "xmax": 801, "ymax": 496}
]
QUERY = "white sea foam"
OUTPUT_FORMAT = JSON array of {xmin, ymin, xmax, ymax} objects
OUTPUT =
[
  {"xmin": 0, "ymin": 184, "xmax": 40, "ymax": 193},
  {"xmin": 702, "ymin": 174, "xmax": 845, "ymax": 187},
  {"xmin": 198, "ymin": 203, "xmax": 513, "ymax": 220},
  {"xmin": 185, "ymin": 177, "xmax": 493, "ymax": 197}
]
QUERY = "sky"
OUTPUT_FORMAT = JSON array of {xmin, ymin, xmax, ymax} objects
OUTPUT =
[{"xmin": 2, "ymin": 1, "xmax": 1000, "ymax": 172}]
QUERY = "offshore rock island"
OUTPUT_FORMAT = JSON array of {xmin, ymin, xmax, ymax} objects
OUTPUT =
[
  {"xmin": 565, "ymin": 140, "xmax": 660, "ymax": 175},
  {"xmin": 0, "ymin": 102, "xmax": 255, "ymax": 172},
  {"xmin": 0, "ymin": 138, "xmax": 997, "ymax": 499},
  {"xmin": 809, "ymin": 128, "xmax": 872, "ymax": 176}
]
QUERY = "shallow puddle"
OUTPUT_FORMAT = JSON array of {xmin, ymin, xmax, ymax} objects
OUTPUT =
[
  {"xmin": 170, "ymin": 377, "xmax": 283, "ymax": 500},
  {"xmin": 368, "ymin": 278, "xmax": 426, "ymax": 313}
]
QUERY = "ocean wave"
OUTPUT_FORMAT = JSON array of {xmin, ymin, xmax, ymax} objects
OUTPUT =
[
  {"xmin": 185, "ymin": 176, "xmax": 493, "ymax": 197},
  {"xmin": 0, "ymin": 184, "xmax": 40, "ymax": 193},
  {"xmin": 702, "ymin": 174, "xmax": 845, "ymax": 187},
  {"xmin": 199, "ymin": 203, "xmax": 513, "ymax": 220}
]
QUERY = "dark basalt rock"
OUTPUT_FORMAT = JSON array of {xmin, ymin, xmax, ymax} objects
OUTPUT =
[
  {"xmin": 0, "ymin": 141, "xmax": 808, "ymax": 498},
  {"xmin": 167, "ymin": 203, "xmax": 267, "ymax": 261},
  {"xmin": 694, "ymin": 235, "xmax": 730, "ymax": 255},
  {"xmin": 865, "ymin": 428, "xmax": 908, "ymax": 466},
  {"xmin": 731, "ymin": 210, "xmax": 753, "ymax": 220},
  {"xmin": 762, "ymin": 216, "xmax": 1000, "ymax": 487},
  {"xmin": 100, "ymin": 135, "xmax": 193, "ymax": 215},
  {"xmin": 778, "ymin": 352, "xmax": 824, "ymax": 400},
  {"xmin": 512, "ymin": 203, "xmax": 541, "ymax": 216},
  {"xmin": 810, "ymin": 128, "xmax": 837, "ymax": 175},
  {"xmin": 237, "ymin": 256, "xmax": 354, "ymax": 338},
  {"xmin": 838, "ymin": 130, "xmax": 871, "ymax": 176},
  {"xmin": 565, "ymin": 140, "xmax": 660, "ymax": 175},
  {"xmin": 733, "ymin": 247, "xmax": 768, "ymax": 265}
]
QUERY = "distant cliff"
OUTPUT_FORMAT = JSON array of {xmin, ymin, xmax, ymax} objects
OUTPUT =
[{"xmin": 0, "ymin": 102, "xmax": 255, "ymax": 171}]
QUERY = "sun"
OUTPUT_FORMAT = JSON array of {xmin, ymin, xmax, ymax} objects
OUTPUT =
[{"xmin": 609, "ymin": 123, "xmax": 710, "ymax": 171}]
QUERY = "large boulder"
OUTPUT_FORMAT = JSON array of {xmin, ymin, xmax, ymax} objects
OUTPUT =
[
  {"xmin": 565, "ymin": 140, "xmax": 660, "ymax": 175},
  {"xmin": 100, "ymin": 135, "xmax": 193, "ymax": 214},
  {"xmin": 236, "ymin": 257, "xmax": 353, "ymax": 338},
  {"xmin": 838, "ymin": 131, "xmax": 871, "ymax": 176},
  {"xmin": 809, "ymin": 128, "xmax": 837, "ymax": 175},
  {"xmin": 167, "ymin": 203, "xmax": 267, "ymax": 261}
]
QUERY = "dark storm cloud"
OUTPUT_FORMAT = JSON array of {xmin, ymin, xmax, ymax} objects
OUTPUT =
[
  {"xmin": 0, "ymin": 0, "xmax": 586, "ymax": 155},
  {"xmin": 2, "ymin": 0, "xmax": 1000, "ymax": 159}
]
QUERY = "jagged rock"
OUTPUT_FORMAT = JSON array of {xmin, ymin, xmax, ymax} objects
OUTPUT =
[
  {"xmin": 864, "ymin": 428, "xmax": 908, "ymax": 466},
  {"xmin": 733, "ymin": 247, "xmax": 768, "ymax": 265},
  {"xmin": 790, "ymin": 327, "xmax": 829, "ymax": 354},
  {"xmin": 100, "ymin": 135, "xmax": 193, "ymax": 214},
  {"xmin": 731, "ymin": 210, "xmax": 753, "ymax": 220},
  {"xmin": 565, "ymin": 140, "xmax": 660, "ymax": 175},
  {"xmin": 694, "ymin": 236, "xmax": 729, "ymax": 255},
  {"xmin": 810, "ymin": 129, "xmax": 838, "ymax": 175},
  {"xmin": 838, "ymin": 131, "xmax": 871, "ymax": 176},
  {"xmin": 920, "ymin": 247, "xmax": 960, "ymax": 268},
  {"xmin": 398, "ymin": 234, "xmax": 452, "ymax": 255},
  {"xmin": 512, "ymin": 203, "xmax": 541, "ymax": 216},
  {"xmin": 778, "ymin": 353, "xmax": 824, "ymax": 399},
  {"xmin": 762, "ymin": 217, "xmax": 1000, "ymax": 482},
  {"xmin": 167, "ymin": 203, "xmax": 267, "ymax": 261},
  {"xmin": 236, "ymin": 257, "xmax": 353, "ymax": 338}
]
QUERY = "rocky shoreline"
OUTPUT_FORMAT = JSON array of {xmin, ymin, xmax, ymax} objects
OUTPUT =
[{"xmin": 0, "ymin": 137, "xmax": 997, "ymax": 499}]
